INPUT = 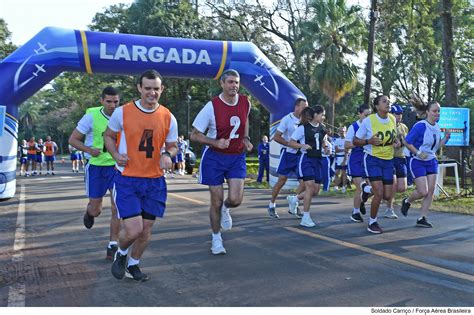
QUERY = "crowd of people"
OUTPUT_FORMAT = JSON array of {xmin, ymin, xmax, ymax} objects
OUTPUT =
[{"xmin": 16, "ymin": 68, "xmax": 450, "ymax": 283}]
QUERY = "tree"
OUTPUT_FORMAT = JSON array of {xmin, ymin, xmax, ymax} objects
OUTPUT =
[
  {"xmin": 304, "ymin": 0, "xmax": 365, "ymax": 127},
  {"xmin": 440, "ymin": 0, "xmax": 458, "ymax": 106},
  {"xmin": 0, "ymin": 18, "xmax": 16, "ymax": 60}
]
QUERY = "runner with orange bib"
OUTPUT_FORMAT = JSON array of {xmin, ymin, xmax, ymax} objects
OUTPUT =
[{"xmin": 104, "ymin": 70, "xmax": 178, "ymax": 282}]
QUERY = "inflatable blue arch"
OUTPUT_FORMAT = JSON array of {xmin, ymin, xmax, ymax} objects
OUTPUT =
[{"xmin": 0, "ymin": 27, "xmax": 305, "ymax": 199}]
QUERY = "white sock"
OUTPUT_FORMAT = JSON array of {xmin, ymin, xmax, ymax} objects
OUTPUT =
[
  {"xmin": 364, "ymin": 185, "xmax": 372, "ymax": 194},
  {"xmin": 352, "ymin": 208, "xmax": 360, "ymax": 214},
  {"xmin": 118, "ymin": 247, "xmax": 128, "ymax": 255},
  {"xmin": 269, "ymin": 202, "xmax": 276, "ymax": 208},
  {"xmin": 369, "ymin": 217, "xmax": 377, "ymax": 225},
  {"xmin": 127, "ymin": 256, "xmax": 140, "ymax": 267},
  {"xmin": 303, "ymin": 211, "xmax": 310, "ymax": 218},
  {"xmin": 108, "ymin": 241, "xmax": 118, "ymax": 248},
  {"xmin": 212, "ymin": 232, "xmax": 222, "ymax": 241},
  {"xmin": 418, "ymin": 217, "xmax": 425, "ymax": 221}
]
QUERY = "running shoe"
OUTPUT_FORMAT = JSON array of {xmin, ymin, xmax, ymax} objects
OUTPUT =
[
  {"xmin": 416, "ymin": 217, "xmax": 433, "ymax": 228},
  {"xmin": 351, "ymin": 212, "xmax": 364, "ymax": 223},
  {"xmin": 384, "ymin": 208, "xmax": 398, "ymax": 219},
  {"xmin": 400, "ymin": 198, "xmax": 411, "ymax": 217},
  {"xmin": 83, "ymin": 211, "xmax": 94, "ymax": 229},
  {"xmin": 111, "ymin": 252, "xmax": 127, "ymax": 280},
  {"xmin": 300, "ymin": 216, "xmax": 316, "ymax": 228},
  {"xmin": 220, "ymin": 207, "xmax": 232, "ymax": 230},
  {"xmin": 367, "ymin": 222, "xmax": 383, "ymax": 234},
  {"xmin": 125, "ymin": 264, "xmax": 149, "ymax": 282},
  {"xmin": 287, "ymin": 195, "xmax": 298, "ymax": 215},
  {"xmin": 106, "ymin": 244, "xmax": 118, "ymax": 261},
  {"xmin": 210, "ymin": 239, "xmax": 226, "ymax": 255},
  {"xmin": 359, "ymin": 202, "xmax": 366, "ymax": 215},
  {"xmin": 267, "ymin": 207, "xmax": 279, "ymax": 218}
]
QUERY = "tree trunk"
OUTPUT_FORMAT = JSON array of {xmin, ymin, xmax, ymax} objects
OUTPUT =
[
  {"xmin": 364, "ymin": 0, "xmax": 378, "ymax": 106},
  {"xmin": 440, "ymin": 0, "xmax": 458, "ymax": 106},
  {"xmin": 328, "ymin": 97, "xmax": 335, "ymax": 129}
]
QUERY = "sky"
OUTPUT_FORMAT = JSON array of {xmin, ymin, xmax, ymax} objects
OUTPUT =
[
  {"xmin": 1, "ymin": 0, "xmax": 135, "ymax": 45},
  {"xmin": 1, "ymin": 0, "xmax": 370, "ymax": 46}
]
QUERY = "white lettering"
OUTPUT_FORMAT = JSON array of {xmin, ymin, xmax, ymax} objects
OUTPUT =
[
  {"xmin": 196, "ymin": 50, "xmax": 211, "ymax": 65},
  {"xmin": 115, "ymin": 44, "xmax": 130, "ymax": 61},
  {"xmin": 148, "ymin": 47, "xmax": 164, "ymax": 62},
  {"xmin": 98, "ymin": 43, "xmax": 212, "ymax": 65},
  {"xmin": 165, "ymin": 48, "xmax": 181, "ymax": 63},
  {"xmin": 132, "ymin": 45, "xmax": 148, "ymax": 62},
  {"xmin": 182, "ymin": 49, "xmax": 196, "ymax": 64},
  {"xmin": 99, "ymin": 43, "xmax": 114, "ymax": 60}
]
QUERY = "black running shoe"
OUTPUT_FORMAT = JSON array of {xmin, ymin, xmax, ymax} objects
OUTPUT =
[
  {"xmin": 360, "ymin": 183, "xmax": 371, "ymax": 203},
  {"xmin": 401, "ymin": 198, "xmax": 411, "ymax": 217},
  {"xmin": 359, "ymin": 202, "xmax": 366, "ymax": 215},
  {"xmin": 416, "ymin": 217, "xmax": 433, "ymax": 228},
  {"xmin": 111, "ymin": 252, "xmax": 127, "ymax": 279},
  {"xmin": 106, "ymin": 244, "xmax": 118, "ymax": 261},
  {"xmin": 367, "ymin": 222, "xmax": 383, "ymax": 234},
  {"xmin": 351, "ymin": 212, "xmax": 364, "ymax": 223},
  {"xmin": 267, "ymin": 207, "xmax": 279, "ymax": 218},
  {"xmin": 83, "ymin": 211, "xmax": 94, "ymax": 229},
  {"xmin": 125, "ymin": 264, "xmax": 149, "ymax": 282}
]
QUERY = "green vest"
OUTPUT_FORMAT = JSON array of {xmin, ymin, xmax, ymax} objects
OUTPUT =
[{"xmin": 87, "ymin": 106, "xmax": 115, "ymax": 166}]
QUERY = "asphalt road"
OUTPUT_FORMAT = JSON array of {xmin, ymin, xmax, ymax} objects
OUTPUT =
[{"xmin": 0, "ymin": 164, "xmax": 473, "ymax": 307}]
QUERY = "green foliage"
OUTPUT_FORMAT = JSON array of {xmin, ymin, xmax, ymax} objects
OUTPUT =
[{"xmin": 0, "ymin": 18, "xmax": 17, "ymax": 60}]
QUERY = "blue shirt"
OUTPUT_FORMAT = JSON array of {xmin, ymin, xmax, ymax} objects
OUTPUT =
[
  {"xmin": 405, "ymin": 120, "xmax": 441, "ymax": 161},
  {"xmin": 258, "ymin": 142, "xmax": 269, "ymax": 160}
]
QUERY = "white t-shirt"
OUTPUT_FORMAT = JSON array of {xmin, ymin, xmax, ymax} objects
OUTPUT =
[
  {"xmin": 355, "ymin": 114, "xmax": 390, "ymax": 156},
  {"xmin": 108, "ymin": 100, "xmax": 178, "ymax": 172},
  {"xmin": 192, "ymin": 94, "xmax": 251, "ymax": 138},
  {"xmin": 276, "ymin": 112, "xmax": 300, "ymax": 154},
  {"xmin": 334, "ymin": 137, "xmax": 346, "ymax": 165}
]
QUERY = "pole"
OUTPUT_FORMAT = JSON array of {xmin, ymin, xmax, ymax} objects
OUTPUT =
[
  {"xmin": 364, "ymin": 0, "xmax": 378, "ymax": 106},
  {"xmin": 186, "ymin": 94, "xmax": 192, "ymax": 137}
]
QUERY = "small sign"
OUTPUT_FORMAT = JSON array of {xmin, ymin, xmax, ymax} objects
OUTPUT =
[
  {"xmin": 438, "ymin": 107, "xmax": 470, "ymax": 146},
  {"xmin": 0, "ymin": 106, "xmax": 6, "ymax": 137}
]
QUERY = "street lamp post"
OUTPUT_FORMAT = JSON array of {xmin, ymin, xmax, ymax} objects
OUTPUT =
[{"xmin": 186, "ymin": 94, "xmax": 192, "ymax": 137}]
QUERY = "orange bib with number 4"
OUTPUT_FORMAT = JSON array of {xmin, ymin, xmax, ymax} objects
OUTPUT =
[{"xmin": 121, "ymin": 102, "xmax": 171, "ymax": 178}]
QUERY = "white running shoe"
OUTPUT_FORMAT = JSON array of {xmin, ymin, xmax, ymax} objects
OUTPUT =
[
  {"xmin": 384, "ymin": 208, "xmax": 398, "ymax": 219},
  {"xmin": 211, "ymin": 239, "xmax": 226, "ymax": 255},
  {"xmin": 341, "ymin": 186, "xmax": 347, "ymax": 193},
  {"xmin": 220, "ymin": 207, "xmax": 233, "ymax": 230},
  {"xmin": 300, "ymin": 215, "xmax": 316, "ymax": 227},
  {"xmin": 287, "ymin": 195, "xmax": 299, "ymax": 215}
]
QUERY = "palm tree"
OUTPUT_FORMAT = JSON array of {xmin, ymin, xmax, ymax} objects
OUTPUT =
[{"xmin": 303, "ymin": 0, "xmax": 365, "ymax": 127}]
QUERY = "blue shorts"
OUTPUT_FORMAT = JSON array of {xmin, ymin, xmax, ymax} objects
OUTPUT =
[
  {"xmin": 27, "ymin": 153, "xmax": 36, "ymax": 161},
  {"xmin": 363, "ymin": 154, "xmax": 394, "ymax": 185},
  {"xmin": 85, "ymin": 164, "xmax": 116, "ymax": 198},
  {"xmin": 335, "ymin": 164, "xmax": 347, "ymax": 170},
  {"xmin": 45, "ymin": 156, "xmax": 56, "ymax": 162},
  {"xmin": 20, "ymin": 157, "xmax": 27, "ymax": 164},
  {"xmin": 321, "ymin": 156, "xmax": 332, "ymax": 191},
  {"xmin": 410, "ymin": 158, "xmax": 438, "ymax": 179},
  {"xmin": 276, "ymin": 149, "xmax": 299, "ymax": 177},
  {"xmin": 298, "ymin": 154, "xmax": 322, "ymax": 183},
  {"xmin": 347, "ymin": 153, "xmax": 365, "ymax": 178},
  {"xmin": 171, "ymin": 155, "xmax": 177, "ymax": 164},
  {"xmin": 35, "ymin": 154, "xmax": 43, "ymax": 163},
  {"xmin": 335, "ymin": 156, "xmax": 347, "ymax": 170},
  {"xmin": 394, "ymin": 157, "xmax": 407, "ymax": 178},
  {"xmin": 176, "ymin": 153, "xmax": 184, "ymax": 162},
  {"xmin": 113, "ymin": 172, "xmax": 167, "ymax": 219},
  {"xmin": 199, "ymin": 147, "xmax": 246, "ymax": 186},
  {"xmin": 70, "ymin": 153, "xmax": 80, "ymax": 160}
]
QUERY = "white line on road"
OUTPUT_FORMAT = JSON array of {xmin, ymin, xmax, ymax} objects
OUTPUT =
[{"xmin": 8, "ymin": 184, "xmax": 26, "ymax": 307}]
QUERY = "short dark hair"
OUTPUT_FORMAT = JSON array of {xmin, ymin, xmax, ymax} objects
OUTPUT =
[
  {"xmin": 294, "ymin": 97, "xmax": 307, "ymax": 108},
  {"xmin": 101, "ymin": 86, "xmax": 119, "ymax": 99},
  {"xmin": 357, "ymin": 104, "xmax": 370, "ymax": 113},
  {"xmin": 220, "ymin": 69, "xmax": 240, "ymax": 83},
  {"xmin": 138, "ymin": 69, "xmax": 163, "ymax": 86},
  {"xmin": 372, "ymin": 95, "xmax": 386, "ymax": 112}
]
